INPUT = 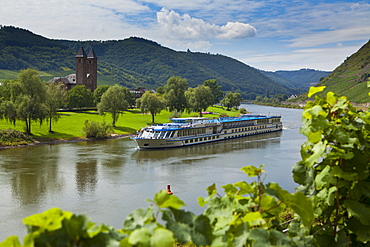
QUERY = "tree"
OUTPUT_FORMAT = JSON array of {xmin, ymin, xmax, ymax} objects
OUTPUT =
[
  {"xmin": 156, "ymin": 86, "xmax": 164, "ymax": 95},
  {"xmin": 0, "ymin": 79, "xmax": 17, "ymax": 125},
  {"xmin": 121, "ymin": 87, "xmax": 135, "ymax": 108},
  {"xmin": 66, "ymin": 85, "xmax": 94, "ymax": 109},
  {"xmin": 45, "ymin": 83, "xmax": 66, "ymax": 132},
  {"xmin": 203, "ymin": 79, "xmax": 223, "ymax": 105},
  {"xmin": 0, "ymin": 100, "xmax": 17, "ymax": 126},
  {"xmin": 0, "ymin": 79, "xmax": 12, "ymax": 102},
  {"xmin": 97, "ymin": 85, "xmax": 129, "ymax": 127},
  {"xmin": 185, "ymin": 85, "xmax": 213, "ymax": 117},
  {"xmin": 15, "ymin": 69, "xmax": 47, "ymax": 134},
  {"xmin": 220, "ymin": 91, "xmax": 242, "ymax": 110},
  {"xmin": 163, "ymin": 76, "xmax": 188, "ymax": 112},
  {"xmin": 93, "ymin": 85, "xmax": 110, "ymax": 105},
  {"xmin": 138, "ymin": 91, "xmax": 166, "ymax": 123}
]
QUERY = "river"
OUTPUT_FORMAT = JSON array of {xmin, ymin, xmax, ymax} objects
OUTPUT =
[{"xmin": 0, "ymin": 104, "xmax": 304, "ymax": 241}]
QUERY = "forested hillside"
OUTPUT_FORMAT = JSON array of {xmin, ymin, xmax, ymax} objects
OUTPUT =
[
  {"xmin": 0, "ymin": 26, "xmax": 292, "ymax": 99},
  {"xmin": 316, "ymin": 39, "xmax": 370, "ymax": 102}
]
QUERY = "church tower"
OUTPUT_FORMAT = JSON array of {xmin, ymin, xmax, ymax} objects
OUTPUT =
[
  {"xmin": 75, "ymin": 47, "xmax": 97, "ymax": 91},
  {"xmin": 86, "ymin": 48, "xmax": 97, "ymax": 92}
]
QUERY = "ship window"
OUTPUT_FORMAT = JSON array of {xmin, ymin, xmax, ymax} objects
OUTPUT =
[
  {"xmin": 153, "ymin": 132, "xmax": 160, "ymax": 139},
  {"xmin": 164, "ymin": 131, "xmax": 172, "ymax": 138},
  {"xmin": 159, "ymin": 131, "xmax": 166, "ymax": 139}
]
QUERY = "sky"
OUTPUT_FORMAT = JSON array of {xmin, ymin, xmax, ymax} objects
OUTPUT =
[{"xmin": 1, "ymin": 0, "xmax": 370, "ymax": 72}]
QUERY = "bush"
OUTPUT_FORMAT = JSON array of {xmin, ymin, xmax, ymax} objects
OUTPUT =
[
  {"xmin": 82, "ymin": 120, "xmax": 113, "ymax": 139},
  {"xmin": 0, "ymin": 129, "xmax": 34, "ymax": 146},
  {"xmin": 169, "ymin": 110, "xmax": 182, "ymax": 119},
  {"xmin": 239, "ymin": 107, "xmax": 247, "ymax": 114}
]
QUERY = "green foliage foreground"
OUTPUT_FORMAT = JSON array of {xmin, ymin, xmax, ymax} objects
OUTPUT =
[{"xmin": 1, "ymin": 87, "xmax": 370, "ymax": 246}]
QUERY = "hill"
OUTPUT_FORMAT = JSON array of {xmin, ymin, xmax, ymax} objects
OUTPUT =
[
  {"xmin": 0, "ymin": 26, "xmax": 292, "ymax": 99},
  {"xmin": 260, "ymin": 69, "xmax": 331, "ymax": 93},
  {"xmin": 315, "ymin": 39, "xmax": 370, "ymax": 103}
]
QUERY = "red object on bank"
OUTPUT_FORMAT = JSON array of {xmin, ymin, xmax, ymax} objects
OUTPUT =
[{"xmin": 167, "ymin": 185, "xmax": 173, "ymax": 195}]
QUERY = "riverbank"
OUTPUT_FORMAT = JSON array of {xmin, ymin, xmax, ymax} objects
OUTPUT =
[
  {"xmin": 0, "ymin": 105, "xmax": 241, "ymax": 149},
  {"xmin": 0, "ymin": 133, "xmax": 134, "ymax": 150}
]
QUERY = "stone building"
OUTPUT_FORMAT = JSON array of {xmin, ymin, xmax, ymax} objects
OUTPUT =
[{"xmin": 47, "ymin": 47, "xmax": 98, "ymax": 91}]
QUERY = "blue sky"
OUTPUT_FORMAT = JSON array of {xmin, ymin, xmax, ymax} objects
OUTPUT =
[{"xmin": 1, "ymin": 0, "xmax": 369, "ymax": 71}]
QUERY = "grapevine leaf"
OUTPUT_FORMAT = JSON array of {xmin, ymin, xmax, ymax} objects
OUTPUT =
[
  {"xmin": 150, "ymin": 228, "xmax": 174, "ymax": 247},
  {"xmin": 162, "ymin": 209, "xmax": 212, "ymax": 246},
  {"xmin": 308, "ymin": 130, "xmax": 322, "ymax": 144},
  {"xmin": 124, "ymin": 206, "xmax": 155, "ymax": 230},
  {"xmin": 305, "ymin": 140, "xmax": 327, "ymax": 168},
  {"xmin": 206, "ymin": 183, "xmax": 217, "ymax": 196},
  {"xmin": 222, "ymin": 184, "xmax": 238, "ymax": 197},
  {"xmin": 0, "ymin": 236, "xmax": 21, "ymax": 247},
  {"xmin": 308, "ymin": 86, "xmax": 325, "ymax": 97},
  {"xmin": 22, "ymin": 208, "xmax": 67, "ymax": 232},
  {"xmin": 150, "ymin": 190, "xmax": 185, "ymax": 209},
  {"xmin": 268, "ymin": 183, "xmax": 314, "ymax": 228},
  {"xmin": 344, "ymin": 199, "xmax": 370, "ymax": 226},
  {"xmin": 260, "ymin": 195, "xmax": 281, "ymax": 216},
  {"xmin": 326, "ymin": 91, "xmax": 336, "ymax": 106},
  {"xmin": 128, "ymin": 228, "xmax": 151, "ymax": 246},
  {"xmin": 315, "ymin": 165, "xmax": 334, "ymax": 189},
  {"xmin": 66, "ymin": 214, "xmax": 90, "ymax": 239},
  {"xmin": 192, "ymin": 215, "xmax": 213, "ymax": 246},
  {"xmin": 326, "ymin": 187, "xmax": 337, "ymax": 206},
  {"xmin": 233, "ymin": 181, "xmax": 253, "ymax": 195},
  {"xmin": 242, "ymin": 212, "xmax": 265, "ymax": 226},
  {"xmin": 347, "ymin": 217, "xmax": 370, "ymax": 242},
  {"xmin": 241, "ymin": 165, "xmax": 265, "ymax": 177},
  {"xmin": 162, "ymin": 209, "xmax": 192, "ymax": 244},
  {"xmin": 248, "ymin": 228, "xmax": 270, "ymax": 246},
  {"xmin": 331, "ymin": 166, "xmax": 359, "ymax": 181}
]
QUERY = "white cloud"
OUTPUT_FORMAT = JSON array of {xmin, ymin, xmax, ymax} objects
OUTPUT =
[
  {"xmin": 288, "ymin": 26, "xmax": 370, "ymax": 48},
  {"xmin": 156, "ymin": 8, "xmax": 256, "ymax": 40},
  {"xmin": 241, "ymin": 42, "xmax": 367, "ymax": 71},
  {"xmin": 218, "ymin": 22, "xmax": 257, "ymax": 39}
]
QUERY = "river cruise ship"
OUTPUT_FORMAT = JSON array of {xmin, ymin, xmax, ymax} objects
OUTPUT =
[{"xmin": 131, "ymin": 114, "xmax": 282, "ymax": 149}]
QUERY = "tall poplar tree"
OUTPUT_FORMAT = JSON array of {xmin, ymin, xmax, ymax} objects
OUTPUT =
[{"xmin": 45, "ymin": 83, "xmax": 66, "ymax": 132}]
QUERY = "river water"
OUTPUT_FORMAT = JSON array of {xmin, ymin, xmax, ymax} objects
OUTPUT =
[{"xmin": 0, "ymin": 104, "xmax": 304, "ymax": 241}]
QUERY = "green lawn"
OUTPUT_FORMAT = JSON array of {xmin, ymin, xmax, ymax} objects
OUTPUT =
[{"xmin": 0, "ymin": 106, "xmax": 240, "ymax": 141}]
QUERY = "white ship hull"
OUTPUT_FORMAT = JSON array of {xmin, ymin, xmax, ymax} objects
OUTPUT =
[{"xmin": 132, "ymin": 116, "xmax": 282, "ymax": 149}]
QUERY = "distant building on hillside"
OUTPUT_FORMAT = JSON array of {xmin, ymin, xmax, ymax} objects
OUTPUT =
[
  {"xmin": 129, "ymin": 87, "xmax": 156, "ymax": 99},
  {"xmin": 47, "ymin": 47, "xmax": 98, "ymax": 91}
]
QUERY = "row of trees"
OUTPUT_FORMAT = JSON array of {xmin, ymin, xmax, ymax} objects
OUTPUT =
[
  {"xmin": 0, "ymin": 69, "xmax": 66, "ymax": 134},
  {"xmin": 140, "ymin": 76, "xmax": 241, "ymax": 122},
  {"xmin": 0, "ymin": 70, "xmax": 242, "ymax": 134}
]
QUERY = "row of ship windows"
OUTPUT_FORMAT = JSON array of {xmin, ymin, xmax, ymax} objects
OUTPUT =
[
  {"xmin": 183, "ymin": 126, "xmax": 277, "ymax": 144},
  {"xmin": 177, "ymin": 128, "xmax": 206, "ymax": 137},
  {"xmin": 226, "ymin": 125, "xmax": 267, "ymax": 133},
  {"xmin": 184, "ymin": 135, "xmax": 220, "ymax": 144}
]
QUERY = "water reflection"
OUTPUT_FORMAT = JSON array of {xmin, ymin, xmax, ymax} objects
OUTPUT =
[
  {"xmin": 132, "ymin": 131, "xmax": 282, "ymax": 163},
  {"xmin": 76, "ymin": 160, "xmax": 98, "ymax": 197},
  {"xmin": 1, "ymin": 146, "xmax": 63, "ymax": 206}
]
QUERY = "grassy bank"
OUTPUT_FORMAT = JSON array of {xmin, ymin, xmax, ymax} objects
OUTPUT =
[{"xmin": 0, "ymin": 106, "xmax": 240, "ymax": 143}]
